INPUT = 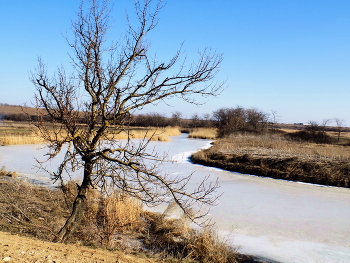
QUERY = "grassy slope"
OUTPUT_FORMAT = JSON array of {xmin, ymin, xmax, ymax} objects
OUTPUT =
[{"xmin": 0, "ymin": 176, "xmax": 262, "ymax": 263}]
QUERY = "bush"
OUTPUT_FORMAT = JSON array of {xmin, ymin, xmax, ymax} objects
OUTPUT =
[{"xmin": 286, "ymin": 130, "xmax": 334, "ymax": 144}]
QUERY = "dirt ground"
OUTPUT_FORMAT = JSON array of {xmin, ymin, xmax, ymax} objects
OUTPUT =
[{"xmin": 0, "ymin": 231, "xmax": 157, "ymax": 263}]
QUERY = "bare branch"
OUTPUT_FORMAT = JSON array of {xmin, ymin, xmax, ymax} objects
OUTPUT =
[{"xmin": 31, "ymin": 0, "xmax": 223, "ymax": 242}]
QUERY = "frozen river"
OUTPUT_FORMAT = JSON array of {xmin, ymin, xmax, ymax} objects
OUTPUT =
[{"xmin": 1, "ymin": 134, "xmax": 350, "ymax": 262}]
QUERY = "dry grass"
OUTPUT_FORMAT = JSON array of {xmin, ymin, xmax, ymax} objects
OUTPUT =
[
  {"xmin": 110, "ymin": 126, "xmax": 181, "ymax": 142},
  {"xmin": 0, "ymin": 177, "xmax": 68, "ymax": 240},
  {"xmin": 110, "ymin": 129, "xmax": 170, "ymax": 141},
  {"xmin": 0, "ymin": 122, "xmax": 43, "ymax": 145},
  {"xmin": 0, "ymin": 124, "xmax": 182, "ymax": 145},
  {"xmin": 188, "ymin": 128, "xmax": 217, "ymax": 140},
  {"xmin": 186, "ymin": 228, "xmax": 238, "ymax": 263},
  {"xmin": 214, "ymin": 133, "xmax": 350, "ymax": 162},
  {"xmin": 96, "ymin": 193, "xmax": 142, "ymax": 247},
  {"xmin": 0, "ymin": 134, "xmax": 44, "ymax": 145},
  {"xmin": 328, "ymin": 131, "xmax": 350, "ymax": 139},
  {"xmin": 143, "ymin": 211, "xmax": 240, "ymax": 263},
  {"xmin": 0, "ymin": 166, "xmax": 17, "ymax": 177},
  {"xmin": 0, "ymin": 177, "xmax": 256, "ymax": 262},
  {"xmin": 191, "ymin": 133, "xmax": 350, "ymax": 187},
  {"xmin": 0, "ymin": 178, "xmax": 170, "ymax": 262}
]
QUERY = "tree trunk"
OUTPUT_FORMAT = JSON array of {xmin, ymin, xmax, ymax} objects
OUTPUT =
[{"xmin": 53, "ymin": 162, "xmax": 93, "ymax": 243}]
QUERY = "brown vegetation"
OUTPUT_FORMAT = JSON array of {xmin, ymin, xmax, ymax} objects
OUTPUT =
[
  {"xmin": 188, "ymin": 128, "xmax": 217, "ymax": 139},
  {"xmin": 0, "ymin": 176, "xmax": 260, "ymax": 263},
  {"xmin": 191, "ymin": 133, "xmax": 350, "ymax": 188},
  {"xmin": 0, "ymin": 122, "xmax": 43, "ymax": 145},
  {"xmin": 106, "ymin": 126, "xmax": 181, "ymax": 142},
  {"xmin": 0, "ymin": 122, "xmax": 181, "ymax": 145},
  {"xmin": 0, "ymin": 166, "xmax": 17, "ymax": 177}
]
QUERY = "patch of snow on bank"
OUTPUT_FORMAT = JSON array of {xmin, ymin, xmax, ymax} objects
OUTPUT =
[{"xmin": 172, "ymin": 140, "xmax": 213, "ymax": 163}]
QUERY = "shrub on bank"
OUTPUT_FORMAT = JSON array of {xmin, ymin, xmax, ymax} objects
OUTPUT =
[{"xmin": 285, "ymin": 130, "xmax": 334, "ymax": 144}]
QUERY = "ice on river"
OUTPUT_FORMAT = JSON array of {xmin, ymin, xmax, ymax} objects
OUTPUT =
[{"xmin": 0, "ymin": 134, "xmax": 349, "ymax": 263}]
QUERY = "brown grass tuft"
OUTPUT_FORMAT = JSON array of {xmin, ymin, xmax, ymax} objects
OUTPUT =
[
  {"xmin": 0, "ymin": 166, "xmax": 17, "ymax": 177},
  {"xmin": 188, "ymin": 128, "xmax": 217, "ymax": 140},
  {"xmin": 164, "ymin": 126, "xmax": 182, "ymax": 136},
  {"xmin": 186, "ymin": 228, "xmax": 238, "ymax": 263},
  {"xmin": 95, "ymin": 192, "xmax": 142, "ymax": 247},
  {"xmin": 143, "ymin": 211, "xmax": 239, "ymax": 263}
]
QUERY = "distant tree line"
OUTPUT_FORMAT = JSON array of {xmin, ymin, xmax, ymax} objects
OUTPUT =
[
  {"xmin": 0, "ymin": 113, "xmax": 30, "ymax": 122},
  {"xmin": 0, "ymin": 103, "xmax": 22, "ymax": 107},
  {"xmin": 0, "ymin": 105, "xmax": 273, "ymax": 135},
  {"xmin": 2, "ymin": 104, "xmax": 346, "ymax": 145}
]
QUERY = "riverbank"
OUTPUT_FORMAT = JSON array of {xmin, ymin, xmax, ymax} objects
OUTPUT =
[
  {"xmin": 0, "ymin": 176, "xmax": 262, "ymax": 263},
  {"xmin": 191, "ymin": 133, "xmax": 350, "ymax": 188}
]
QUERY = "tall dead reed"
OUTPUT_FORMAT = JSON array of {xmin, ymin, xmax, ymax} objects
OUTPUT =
[
  {"xmin": 0, "ymin": 134, "xmax": 44, "ymax": 145},
  {"xmin": 96, "ymin": 193, "xmax": 142, "ymax": 247},
  {"xmin": 188, "ymin": 128, "xmax": 217, "ymax": 139},
  {"xmin": 109, "ymin": 126, "xmax": 181, "ymax": 141},
  {"xmin": 0, "ymin": 126, "xmax": 182, "ymax": 145},
  {"xmin": 143, "ymin": 211, "xmax": 239, "ymax": 263}
]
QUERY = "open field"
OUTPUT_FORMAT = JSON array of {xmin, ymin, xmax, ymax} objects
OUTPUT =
[
  {"xmin": 191, "ymin": 133, "xmax": 350, "ymax": 188},
  {"xmin": 0, "ymin": 105, "xmax": 37, "ymax": 115},
  {"xmin": 213, "ymin": 133, "xmax": 350, "ymax": 162},
  {"xmin": 0, "ymin": 176, "xmax": 260, "ymax": 263}
]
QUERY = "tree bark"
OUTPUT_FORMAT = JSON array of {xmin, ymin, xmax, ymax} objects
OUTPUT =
[{"xmin": 53, "ymin": 162, "xmax": 92, "ymax": 242}]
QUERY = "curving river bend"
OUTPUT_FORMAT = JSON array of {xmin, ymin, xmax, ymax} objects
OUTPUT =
[{"xmin": 1, "ymin": 134, "xmax": 350, "ymax": 263}]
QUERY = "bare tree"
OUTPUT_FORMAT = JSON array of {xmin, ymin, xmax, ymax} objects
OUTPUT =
[
  {"xmin": 171, "ymin": 111, "xmax": 183, "ymax": 127},
  {"xmin": 307, "ymin": 121, "xmax": 320, "ymax": 135},
  {"xmin": 334, "ymin": 118, "xmax": 345, "ymax": 142},
  {"xmin": 306, "ymin": 119, "xmax": 332, "ymax": 143},
  {"xmin": 31, "ymin": 0, "xmax": 223, "ymax": 242},
  {"xmin": 269, "ymin": 110, "xmax": 279, "ymax": 133},
  {"xmin": 321, "ymin": 118, "xmax": 331, "ymax": 139},
  {"xmin": 133, "ymin": 112, "xmax": 167, "ymax": 127},
  {"xmin": 213, "ymin": 106, "xmax": 270, "ymax": 137},
  {"xmin": 190, "ymin": 113, "xmax": 200, "ymax": 129},
  {"xmin": 246, "ymin": 108, "xmax": 268, "ymax": 132}
]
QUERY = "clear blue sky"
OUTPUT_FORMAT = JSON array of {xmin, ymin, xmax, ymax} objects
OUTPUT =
[{"xmin": 1, "ymin": 0, "xmax": 350, "ymax": 124}]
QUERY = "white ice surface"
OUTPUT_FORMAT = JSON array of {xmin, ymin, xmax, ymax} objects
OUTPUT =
[{"xmin": 1, "ymin": 135, "xmax": 349, "ymax": 263}]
